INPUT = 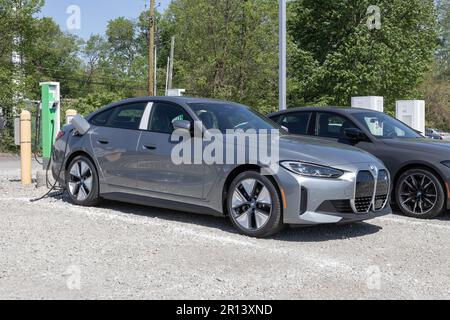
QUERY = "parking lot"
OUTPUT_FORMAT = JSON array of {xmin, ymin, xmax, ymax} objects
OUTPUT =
[{"xmin": 0, "ymin": 155, "xmax": 449, "ymax": 300}]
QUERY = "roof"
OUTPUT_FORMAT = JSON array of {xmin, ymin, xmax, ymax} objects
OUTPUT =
[
  {"xmin": 268, "ymin": 106, "xmax": 384, "ymax": 117},
  {"xmin": 86, "ymin": 96, "xmax": 245, "ymax": 119},
  {"xmin": 108, "ymin": 96, "xmax": 237, "ymax": 106}
]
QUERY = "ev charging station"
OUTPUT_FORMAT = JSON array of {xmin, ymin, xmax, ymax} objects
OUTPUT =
[
  {"xmin": 39, "ymin": 82, "xmax": 61, "ymax": 167},
  {"xmin": 396, "ymin": 100, "xmax": 425, "ymax": 135}
]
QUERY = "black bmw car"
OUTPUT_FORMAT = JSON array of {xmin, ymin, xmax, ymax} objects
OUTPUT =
[{"xmin": 269, "ymin": 107, "xmax": 450, "ymax": 219}]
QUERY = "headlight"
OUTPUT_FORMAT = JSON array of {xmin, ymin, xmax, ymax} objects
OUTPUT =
[
  {"xmin": 441, "ymin": 161, "xmax": 450, "ymax": 168},
  {"xmin": 280, "ymin": 161, "xmax": 344, "ymax": 178}
]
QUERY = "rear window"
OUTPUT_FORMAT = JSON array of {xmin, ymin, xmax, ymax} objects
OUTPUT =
[
  {"xmin": 90, "ymin": 103, "xmax": 146, "ymax": 130},
  {"xmin": 91, "ymin": 108, "xmax": 114, "ymax": 126},
  {"xmin": 276, "ymin": 112, "xmax": 312, "ymax": 135},
  {"xmin": 109, "ymin": 105, "xmax": 146, "ymax": 130}
]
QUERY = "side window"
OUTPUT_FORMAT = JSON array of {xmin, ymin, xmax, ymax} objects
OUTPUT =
[
  {"xmin": 148, "ymin": 103, "xmax": 191, "ymax": 134},
  {"xmin": 277, "ymin": 112, "xmax": 312, "ymax": 135},
  {"xmin": 91, "ymin": 108, "xmax": 114, "ymax": 126},
  {"xmin": 197, "ymin": 110, "xmax": 220, "ymax": 130},
  {"xmin": 316, "ymin": 112, "xmax": 357, "ymax": 139},
  {"xmin": 106, "ymin": 103, "xmax": 147, "ymax": 130},
  {"xmin": 270, "ymin": 115, "xmax": 282, "ymax": 124}
]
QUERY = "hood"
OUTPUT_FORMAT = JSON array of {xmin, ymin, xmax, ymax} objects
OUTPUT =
[
  {"xmin": 278, "ymin": 135, "xmax": 382, "ymax": 167},
  {"xmin": 382, "ymin": 138, "xmax": 450, "ymax": 153}
]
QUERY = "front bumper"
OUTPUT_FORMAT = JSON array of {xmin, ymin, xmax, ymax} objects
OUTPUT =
[{"xmin": 275, "ymin": 162, "xmax": 392, "ymax": 225}]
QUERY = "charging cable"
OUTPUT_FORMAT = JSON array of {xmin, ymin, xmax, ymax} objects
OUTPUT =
[
  {"xmin": 33, "ymin": 103, "xmax": 43, "ymax": 166},
  {"xmin": 30, "ymin": 125, "xmax": 72, "ymax": 203}
]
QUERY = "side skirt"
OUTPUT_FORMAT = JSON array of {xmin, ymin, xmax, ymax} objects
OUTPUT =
[{"xmin": 101, "ymin": 192, "xmax": 224, "ymax": 217}]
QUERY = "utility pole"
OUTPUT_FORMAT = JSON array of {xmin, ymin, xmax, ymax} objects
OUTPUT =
[
  {"xmin": 12, "ymin": 4, "xmax": 23, "ymax": 107},
  {"xmin": 165, "ymin": 56, "xmax": 170, "ymax": 96},
  {"xmin": 148, "ymin": 0, "xmax": 155, "ymax": 96},
  {"xmin": 154, "ymin": 43, "xmax": 157, "ymax": 95},
  {"xmin": 168, "ymin": 36, "xmax": 175, "ymax": 90},
  {"xmin": 279, "ymin": 0, "xmax": 287, "ymax": 111}
]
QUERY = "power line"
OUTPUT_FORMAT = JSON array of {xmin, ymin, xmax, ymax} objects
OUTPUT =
[
  {"xmin": 52, "ymin": 76, "xmax": 147, "ymax": 90},
  {"xmin": 34, "ymin": 68, "xmax": 148, "ymax": 90},
  {"xmin": 34, "ymin": 66, "xmax": 147, "ymax": 86}
]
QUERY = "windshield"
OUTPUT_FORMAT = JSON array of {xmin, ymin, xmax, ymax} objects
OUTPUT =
[
  {"xmin": 352, "ymin": 112, "xmax": 423, "ymax": 139},
  {"xmin": 189, "ymin": 102, "xmax": 286, "ymax": 134}
]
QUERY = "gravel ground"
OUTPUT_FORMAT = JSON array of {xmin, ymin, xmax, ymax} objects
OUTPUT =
[{"xmin": 0, "ymin": 156, "xmax": 449, "ymax": 300}]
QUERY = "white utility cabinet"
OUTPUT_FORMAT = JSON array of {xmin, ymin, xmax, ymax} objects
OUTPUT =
[
  {"xmin": 351, "ymin": 96, "xmax": 384, "ymax": 112},
  {"xmin": 167, "ymin": 89, "xmax": 186, "ymax": 97},
  {"xmin": 396, "ymin": 100, "xmax": 425, "ymax": 135}
]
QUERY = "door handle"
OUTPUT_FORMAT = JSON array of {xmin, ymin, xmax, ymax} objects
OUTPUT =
[
  {"xmin": 143, "ymin": 145, "xmax": 157, "ymax": 150},
  {"xmin": 98, "ymin": 139, "xmax": 109, "ymax": 145}
]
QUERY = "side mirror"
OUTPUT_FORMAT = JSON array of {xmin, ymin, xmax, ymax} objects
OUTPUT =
[
  {"xmin": 173, "ymin": 120, "xmax": 192, "ymax": 133},
  {"xmin": 281, "ymin": 126, "xmax": 289, "ymax": 133},
  {"xmin": 344, "ymin": 128, "xmax": 367, "ymax": 142}
]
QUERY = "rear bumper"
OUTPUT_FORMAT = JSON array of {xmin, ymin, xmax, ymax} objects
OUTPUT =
[
  {"xmin": 51, "ymin": 145, "xmax": 66, "ymax": 187},
  {"xmin": 52, "ymin": 166, "xmax": 65, "ymax": 187}
]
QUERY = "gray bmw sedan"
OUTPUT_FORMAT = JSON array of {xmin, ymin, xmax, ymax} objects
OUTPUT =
[
  {"xmin": 52, "ymin": 97, "xmax": 391, "ymax": 237},
  {"xmin": 269, "ymin": 107, "xmax": 450, "ymax": 219}
]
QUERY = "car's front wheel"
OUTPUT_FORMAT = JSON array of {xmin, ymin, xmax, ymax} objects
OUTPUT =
[
  {"xmin": 395, "ymin": 168, "xmax": 445, "ymax": 219},
  {"xmin": 227, "ymin": 171, "xmax": 283, "ymax": 238},
  {"xmin": 65, "ymin": 155, "xmax": 100, "ymax": 206}
]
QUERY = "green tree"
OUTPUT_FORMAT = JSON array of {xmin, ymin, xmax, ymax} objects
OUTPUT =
[
  {"xmin": 0, "ymin": 0, "xmax": 45, "ymax": 152},
  {"xmin": 0, "ymin": 0, "xmax": 44, "ymax": 107},
  {"xmin": 137, "ymin": 10, "xmax": 168, "ymax": 95},
  {"xmin": 288, "ymin": 0, "xmax": 438, "ymax": 111},
  {"xmin": 82, "ymin": 34, "xmax": 109, "ymax": 91},
  {"xmin": 76, "ymin": 91, "xmax": 125, "ymax": 116},
  {"xmin": 98, "ymin": 17, "xmax": 148, "ymax": 96},
  {"xmin": 435, "ymin": 0, "xmax": 449, "ymax": 79},
  {"xmin": 161, "ymin": 0, "xmax": 279, "ymax": 113},
  {"xmin": 106, "ymin": 17, "xmax": 138, "ymax": 77},
  {"xmin": 24, "ymin": 17, "xmax": 83, "ymax": 100},
  {"xmin": 420, "ymin": 0, "xmax": 450, "ymax": 130}
]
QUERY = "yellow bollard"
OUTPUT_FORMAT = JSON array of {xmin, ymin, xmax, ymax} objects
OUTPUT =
[
  {"xmin": 20, "ymin": 110, "xmax": 32, "ymax": 185},
  {"xmin": 65, "ymin": 109, "xmax": 77, "ymax": 125}
]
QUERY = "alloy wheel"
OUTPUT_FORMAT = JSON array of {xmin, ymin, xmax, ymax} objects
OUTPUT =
[
  {"xmin": 68, "ymin": 160, "xmax": 93, "ymax": 202},
  {"xmin": 231, "ymin": 179, "xmax": 273, "ymax": 231},
  {"xmin": 399, "ymin": 173, "xmax": 438, "ymax": 215}
]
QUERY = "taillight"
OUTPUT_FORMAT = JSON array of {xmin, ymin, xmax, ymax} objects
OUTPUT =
[{"xmin": 56, "ymin": 130, "xmax": 65, "ymax": 141}]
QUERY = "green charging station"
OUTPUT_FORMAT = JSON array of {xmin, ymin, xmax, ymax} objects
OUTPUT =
[{"xmin": 40, "ymin": 82, "xmax": 61, "ymax": 167}]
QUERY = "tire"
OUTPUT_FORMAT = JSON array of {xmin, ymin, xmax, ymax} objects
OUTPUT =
[
  {"xmin": 395, "ymin": 168, "xmax": 445, "ymax": 219},
  {"xmin": 65, "ymin": 155, "xmax": 101, "ymax": 206},
  {"xmin": 227, "ymin": 171, "xmax": 284, "ymax": 238}
]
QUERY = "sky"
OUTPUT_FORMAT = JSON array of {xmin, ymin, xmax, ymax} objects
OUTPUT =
[{"xmin": 39, "ymin": 0, "xmax": 171, "ymax": 40}]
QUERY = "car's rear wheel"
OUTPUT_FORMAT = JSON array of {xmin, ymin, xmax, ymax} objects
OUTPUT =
[
  {"xmin": 395, "ymin": 168, "xmax": 445, "ymax": 219},
  {"xmin": 227, "ymin": 171, "xmax": 283, "ymax": 238},
  {"xmin": 65, "ymin": 155, "xmax": 100, "ymax": 206}
]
